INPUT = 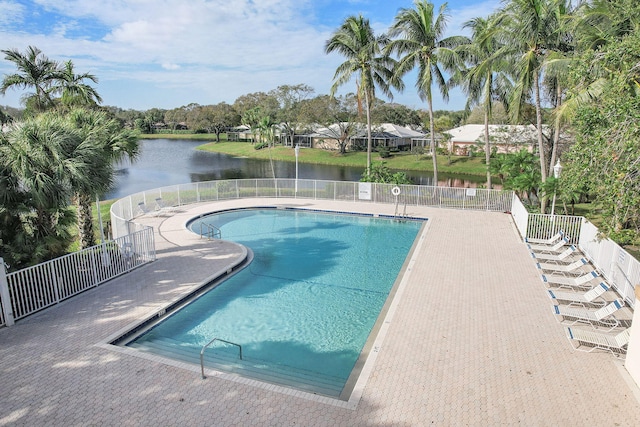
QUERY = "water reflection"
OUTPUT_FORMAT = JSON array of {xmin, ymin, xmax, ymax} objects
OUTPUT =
[{"xmin": 106, "ymin": 139, "xmax": 487, "ymax": 199}]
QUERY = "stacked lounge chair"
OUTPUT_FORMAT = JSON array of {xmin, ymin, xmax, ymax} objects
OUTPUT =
[
  {"xmin": 525, "ymin": 230, "xmax": 565, "ymax": 245},
  {"xmin": 527, "ymin": 236, "xmax": 570, "ymax": 253},
  {"xmin": 541, "ymin": 271, "xmax": 600, "ymax": 290},
  {"xmin": 547, "ymin": 282, "xmax": 611, "ymax": 307},
  {"xmin": 536, "ymin": 257, "xmax": 591, "ymax": 275},
  {"xmin": 553, "ymin": 299, "xmax": 624, "ymax": 331},
  {"xmin": 530, "ymin": 245, "xmax": 581, "ymax": 263},
  {"xmin": 565, "ymin": 327, "xmax": 630, "ymax": 356},
  {"xmin": 525, "ymin": 232, "xmax": 631, "ymax": 357}
]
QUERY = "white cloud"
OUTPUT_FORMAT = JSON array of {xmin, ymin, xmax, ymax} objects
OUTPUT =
[
  {"xmin": 448, "ymin": 0, "xmax": 501, "ymax": 36},
  {"xmin": 0, "ymin": 0, "xmax": 495, "ymax": 111},
  {"xmin": 0, "ymin": 0, "xmax": 24, "ymax": 28}
]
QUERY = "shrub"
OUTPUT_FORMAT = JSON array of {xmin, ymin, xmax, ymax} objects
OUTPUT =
[{"xmin": 377, "ymin": 146, "xmax": 391, "ymax": 158}]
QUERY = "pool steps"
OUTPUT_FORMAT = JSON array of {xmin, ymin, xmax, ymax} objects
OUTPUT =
[{"xmin": 128, "ymin": 336, "xmax": 345, "ymax": 397}]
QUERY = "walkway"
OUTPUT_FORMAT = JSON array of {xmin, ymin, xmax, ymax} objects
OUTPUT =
[{"xmin": 1, "ymin": 198, "xmax": 639, "ymax": 426}]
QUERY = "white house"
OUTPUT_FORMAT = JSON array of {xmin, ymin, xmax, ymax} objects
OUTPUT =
[
  {"xmin": 445, "ymin": 124, "xmax": 543, "ymax": 155},
  {"xmin": 227, "ymin": 125, "xmax": 254, "ymax": 142},
  {"xmin": 350, "ymin": 123, "xmax": 426, "ymax": 150},
  {"xmin": 299, "ymin": 123, "xmax": 426, "ymax": 151}
]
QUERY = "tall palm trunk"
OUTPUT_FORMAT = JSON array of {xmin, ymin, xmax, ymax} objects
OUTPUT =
[
  {"xmin": 76, "ymin": 192, "xmax": 96, "ymax": 249},
  {"xmin": 484, "ymin": 109, "xmax": 492, "ymax": 188},
  {"xmin": 428, "ymin": 98, "xmax": 438, "ymax": 186},
  {"xmin": 548, "ymin": 84, "xmax": 562, "ymax": 177},
  {"xmin": 365, "ymin": 90, "xmax": 373, "ymax": 174},
  {"xmin": 534, "ymin": 71, "xmax": 548, "ymax": 212}
]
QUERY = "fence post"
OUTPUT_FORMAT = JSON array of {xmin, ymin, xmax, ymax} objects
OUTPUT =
[{"xmin": 0, "ymin": 257, "xmax": 15, "ymax": 326}]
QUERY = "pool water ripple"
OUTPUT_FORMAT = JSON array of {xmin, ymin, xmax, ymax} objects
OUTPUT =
[{"xmin": 127, "ymin": 209, "xmax": 423, "ymax": 397}]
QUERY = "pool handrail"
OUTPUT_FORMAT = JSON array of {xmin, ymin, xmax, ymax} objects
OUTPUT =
[
  {"xmin": 200, "ymin": 337, "xmax": 243, "ymax": 379},
  {"xmin": 200, "ymin": 222, "xmax": 221, "ymax": 240}
]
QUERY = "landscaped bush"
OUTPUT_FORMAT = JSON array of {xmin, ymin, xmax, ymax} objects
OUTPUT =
[{"xmin": 377, "ymin": 146, "xmax": 391, "ymax": 158}]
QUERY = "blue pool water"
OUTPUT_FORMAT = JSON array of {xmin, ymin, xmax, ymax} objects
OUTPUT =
[{"xmin": 127, "ymin": 208, "xmax": 423, "ymax": 397}]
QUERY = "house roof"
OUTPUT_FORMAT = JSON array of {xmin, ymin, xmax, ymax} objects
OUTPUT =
[
  {"xmin": 306, "ymin": 122, "xmax": 364, "ymax": 138},
  {"xmin": 352, "ymin": 123, "xmax": 425, "ymax": 139},
  {"xmin": 300, "ymin": 123, "xmax": 426, "ymax": 139},
  {"xmin": 229, "ymin": 125, "xmax": 251, "ymax": 132},
  {"xmin": 446, "ymin": 124, "xmax": 541, "ymax": 144}
]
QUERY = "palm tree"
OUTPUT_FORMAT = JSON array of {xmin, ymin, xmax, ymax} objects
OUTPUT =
[
  {"xmin": 325, "ymin": 15, "xmax": 402, "ymax": 173},
  {"xmin": 256, "ymin": 115, "xmax": 276, "ymax": 179},
  {"xmin": 573, "ymin": 0, "xmax": 640, "ymax": 51},
  {"xmin": 542, "ymin": 0, "xmax": 576, "ymax": 179},
  {"xmin": 55, "ymin": 60, "xmax": 103, "ymax": 109},
  {"xmin": 66, "ymin": 108, "xmax": 139, "ymax": 248},
  {"xmin": 554, "ymin": 0, "xmax": 635, "ymax": 128},
  {"xmin": 497, "ymin": 0, "xmax": 567, "ymax": 211},
  {"xmin": 458, "ymin": 14, "xmax": 512, "ymax": 188},
  {"xmin": 0, "ymin": 46, "xmax": 63, "ymax": 114},
  {"xmin": 502, "ymin": 149, "xmax": 541, "ymax": 203},
  {"xmin": 387, "ymin": 0, "xmax": 467, "ymax": 186},
  {"xmin": 0, "ymin": 114, "xmax": 85, "ymax": 260}
]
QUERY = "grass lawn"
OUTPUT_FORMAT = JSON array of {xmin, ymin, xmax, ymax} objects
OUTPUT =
[
  {"xmin": 140, "ymin": 132, "xmax": 491, "ymax": 177},
  {"xmin": 197, "ymin": 141, "xmax": 491, "ymax": 177}
]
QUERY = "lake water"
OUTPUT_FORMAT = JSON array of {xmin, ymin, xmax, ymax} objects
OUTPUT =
[{"xmin": 105, "ymin": 139, "xmax": 485, "ymax": 199}]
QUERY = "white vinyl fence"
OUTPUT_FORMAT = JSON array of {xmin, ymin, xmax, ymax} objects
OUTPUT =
[
  {"xmin": 579, "ymin": 221, "xmax": 639, "ymax": 304},
  {"xmin": 510, "ymin": 196, "xmax": 639, "ymax": 307},
  {"xmin": 0, "ymin": 226, "xmax": 155, "ymax": 326},
  {"xmin": 110, "ymin": 178, "xmax": 514, "ymax": 238},
  {"xmin": 4, "ymin": 178, "xmax": 636, "ymax": 326}
]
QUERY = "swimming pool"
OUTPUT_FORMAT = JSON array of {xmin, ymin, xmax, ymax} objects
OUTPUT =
[{"xmin": 125, "ymin": 208, "xmax": 424, "ymax": 398}]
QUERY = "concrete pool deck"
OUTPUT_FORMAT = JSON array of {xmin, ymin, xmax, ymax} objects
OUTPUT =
[{"xmin": 1, "ymin": 198, "xmax": 640, "ymax": 426}]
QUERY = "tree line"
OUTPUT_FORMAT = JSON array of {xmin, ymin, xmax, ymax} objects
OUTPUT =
[{"xmin": 101, "ymin": 87, "xmax": 463, "ymax": 145}]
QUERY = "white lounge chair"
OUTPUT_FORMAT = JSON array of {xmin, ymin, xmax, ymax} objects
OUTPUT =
[
  {"xmin": 536, "ymin": 257, "xmax": 590, "ymax": 275},
  {"xmin": 137, "ymin": 202, "xmax": 154, "ymax": 216},
  {"xmin": 525, "ymin": 230, "xmax": 564, "ymax": 245},
  {"xmin": 553, "ymin": 299, "xmax": 624, "ymax": 331},
  {"xmin": 547, "ymin": 282, "xmax": 611, "ymax": 307},
  {"xmin": 528, "ymin": 236, "xmax": 570, "ymax": 253},
  {"xmin": 530, "ymin": 245, "xmax": 580, "ymax": 262},
  {"xmin": 542, "ymin": 271, "xmax": 600, "ymax": 289},
  {"xmin": 155, "ymin": 197, "xmax": 177, "ymax": 213},
  {"xmin": 565, "ymin": 327, "xmax": 630, "ymax": 356}
]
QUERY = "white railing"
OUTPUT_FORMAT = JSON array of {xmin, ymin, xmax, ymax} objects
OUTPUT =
[
  {"xmin": 511, "ymin": 195, "xmax": 638, "ymax": 308},
  {"xmin": 511, "ymin": 193, "xmax": 529, "ymax": 240},
  {"xmin": 110, "ymin": 178, "xmax": 515, "ymax": 239},
  {"xmin": 525, "ymin": 213, "xmax": 583, "ymax": 245},
  {"xmin": 0, "ymin": 226, "xmax": 155, "ymax": 326},
  {"xmin": 579, "ymin": 221, "xmax": 639, "ymax": 305}
]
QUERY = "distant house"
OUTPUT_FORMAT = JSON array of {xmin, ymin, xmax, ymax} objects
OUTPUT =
[
  {"xmin": 446, "ymin": 124, "xmax": 545, "ymax": 155},
  {"xmin": 301, "ymin": 123, "xmax": 363, "ymax": 150},
  {"xmin": 227, "ymin": 125, "xmax": 254, "ymax": 142},
  {"xmin": 299, "ymin": 123, "xmax": 425, "ymax": 151},
  {"xmin": 445, "ymin": 124, "xmax": 542, "ymax": 155},
  {"xmin": 351, "ymin": 123, "xmax": 426, "ymax": 150}
]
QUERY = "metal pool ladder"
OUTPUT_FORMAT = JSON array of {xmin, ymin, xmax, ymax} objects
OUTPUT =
[
  {"xmin": 200, "ymin": 338, "xmax": 243, "ymax": 379},
  {"xmin": 200, "ymin": 222, "xmax": 221, "ymax": 239}
]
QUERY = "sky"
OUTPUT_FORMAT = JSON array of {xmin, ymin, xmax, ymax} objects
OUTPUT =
[{"xmin": 0, "ymin": 0, "xmax": 501, "ymax": 112}]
